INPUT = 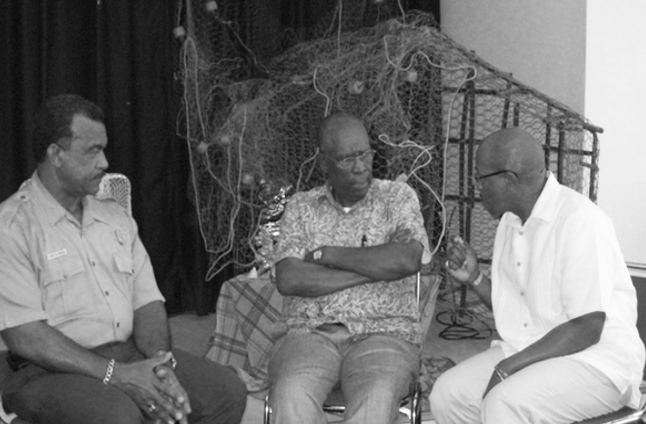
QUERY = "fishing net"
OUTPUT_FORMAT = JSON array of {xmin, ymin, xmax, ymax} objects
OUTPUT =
[{"xmin": 176, "ymin": 0, "xmax": 602, "ymax": 309}]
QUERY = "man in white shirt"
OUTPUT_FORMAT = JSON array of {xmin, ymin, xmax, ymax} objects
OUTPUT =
[{"xmin": 430, "ymin": 127, "xmax": 645, "ymax": 423}]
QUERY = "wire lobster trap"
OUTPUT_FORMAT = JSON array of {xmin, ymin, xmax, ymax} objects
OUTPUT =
[{"xmin": 177, "ymin": 1, "xmax": 601, "ymax": 310}]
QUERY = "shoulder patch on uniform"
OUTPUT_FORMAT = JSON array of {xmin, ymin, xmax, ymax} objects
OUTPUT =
[{"xmin": 0, "ymin": 191, "xmax": 31, "ymax": 228}]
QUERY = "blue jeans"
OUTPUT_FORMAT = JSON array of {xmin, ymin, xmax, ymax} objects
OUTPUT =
[
  {"xmin": 267, "ymin": 324, "xmax": 419, "ymax": 424},
  {"xmin": 3, "ymin": 340, "xmax": 247, "ymax": 424}
]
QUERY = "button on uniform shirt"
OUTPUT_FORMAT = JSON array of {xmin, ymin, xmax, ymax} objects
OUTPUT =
[
  {"xmin": 0, "ymin": 172, "xmax": 165, "ymax": 349},
  {"xmin": 492, "ymin": 173, "xmax": 645, "ymax": 408},
  {"xmin": 274, "ymin": 179, "xmax": 431, "ymax": 345}
]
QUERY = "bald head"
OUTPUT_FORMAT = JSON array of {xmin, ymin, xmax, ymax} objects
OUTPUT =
[
  {"xmin": 317, "ymin": 113, "xmax": 367, "ymax": 153},
  {"xmin": 475, "ymin": 128, "xmax": 548, "ymax": 222},
  {"xmin": 316, "ymin": 112, "xmax": 373, "ymax": 206},
  {"xmin": 478, "ymin": 128, "xmax": 545, "ymax": 182}
]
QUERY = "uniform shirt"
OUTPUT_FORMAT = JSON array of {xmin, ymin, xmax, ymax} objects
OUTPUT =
[
  {"xmin": 0, "ymin": 172, "xmax": 164, "ymax": 349},
  {"xmin": 492, "ymin": 173, "xmax": 645, "ymax": 407},
  {"xmin": 274, "ymin": 179, "xmax": 431, "ymax": 345}
]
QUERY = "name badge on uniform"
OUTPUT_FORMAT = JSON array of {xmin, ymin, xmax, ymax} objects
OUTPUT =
[{"xmin": 47, "ymin": 249, "xmax": 67, "ymax": 260}]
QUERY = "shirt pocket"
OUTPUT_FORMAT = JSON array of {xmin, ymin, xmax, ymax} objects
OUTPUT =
[
  {"xmin": 113, "ymin": 251, "xmax": 135, "ymax": 296},
  {"xmin": 114, "ymin": 252, "xmax": 134, "ymax": 275},
  {"xmin": 41, "ymin": 255, "xmax": 86, "ymax": 319}
]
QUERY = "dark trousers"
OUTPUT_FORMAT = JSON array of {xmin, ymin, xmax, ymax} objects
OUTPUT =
[{"xmin": 2, "ymin": 340, "xmax": 247, "ymax": 424}]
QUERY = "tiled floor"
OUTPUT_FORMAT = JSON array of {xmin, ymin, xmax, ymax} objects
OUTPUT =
[{"xmin": 169, "ymin": 286, "xmax": 496, "ymax": 424}]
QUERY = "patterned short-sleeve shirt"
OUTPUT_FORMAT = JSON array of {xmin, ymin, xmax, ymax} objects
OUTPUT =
[{"xmin": 274, "ymin": 179, "xmax": 431, "ymax": 345}]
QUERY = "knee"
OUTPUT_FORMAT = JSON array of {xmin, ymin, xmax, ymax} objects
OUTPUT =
[
  {"xmin": 87, "ymin": 393, "xmax": 145, "ymax": 424},
  {"xmin": 361, "ymin": 375, "xmax": 411, "ymax": 403},
  {"xmin": 271, "ymin": 376, "xmax": 310, "ymax": 401},
  {"xmin": 429, "ymin": 371, "xmax": 463, "ymax": 414},
  {"xmin": 105, "ymin": 403, "xmax": 146, "ymax": 424},
  {"xmin": 481, "ymin": 385, "xmax": 529, "ymax": 421},
  {"xmin": 270, "ymin": 371, "xmax": 335, "ymax": 412},
  {"xmin": 217, "ymin": 390, "xmax": 247, "ymax": 424},
  {"xmin": 202, "ymin": 366, "xmax": 247, "ymax": 421},
  {"xmin": 227, "ymin": 371, "xmax": 248, "ymax": 415}
]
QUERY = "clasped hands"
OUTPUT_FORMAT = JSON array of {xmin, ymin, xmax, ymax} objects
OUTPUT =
[{"xmin": 111, "ymin": 352, "xmax": 191, "ymax": 424}]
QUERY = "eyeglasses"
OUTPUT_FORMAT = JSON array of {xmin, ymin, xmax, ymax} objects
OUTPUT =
[
  {"xmin": 321, "ymin": 149, "xmax": 376, "ymax": 169},
  {"xmin": 472, "ymin": 169, "xmax": 514, "ymax": 185}
]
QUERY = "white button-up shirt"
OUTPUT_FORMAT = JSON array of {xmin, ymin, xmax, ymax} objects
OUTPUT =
[{"xmin": 491, "ymin": 174, "xmax": 645, "ymax": 407}]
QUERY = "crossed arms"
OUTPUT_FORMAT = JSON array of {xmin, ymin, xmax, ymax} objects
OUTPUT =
[{"xmin": 276, "ymin": 226, "xmax": 424, "ymax": 297}]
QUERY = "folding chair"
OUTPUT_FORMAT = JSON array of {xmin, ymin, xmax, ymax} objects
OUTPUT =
[
  {"xmin": 571, "ymin": 401, "xmax": 646, "ymax": 424},
  {"xmin": 97, "ymin": 172, "xmax": 132, "ymax": 215},
  {"xmin": 263, "ymin": 272, "xmax": 428, "ymax": 424},
  {"xmin": 570, "ymin": 279, "xmax": 646, "ymax": 424}
]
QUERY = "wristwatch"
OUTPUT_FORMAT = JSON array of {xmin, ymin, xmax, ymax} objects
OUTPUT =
[{"xmin": 154, "ymin": 349, "xmax": 177, "ymax": 370}]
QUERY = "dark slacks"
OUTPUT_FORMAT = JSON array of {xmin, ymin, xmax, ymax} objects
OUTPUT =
[{"xmin": 2, "ymin": 340, "xmax": 247, "ymax": 424}]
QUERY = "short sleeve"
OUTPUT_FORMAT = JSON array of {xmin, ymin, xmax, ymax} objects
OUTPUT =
[
  {"xmin": 128, "ymin": 219, "xmax": 165, "ymax": 310},
  {"xmin": 0, "ymin": 230, "xmax": 48, "ymax": 330},
  {"xmin": 558, "ymin": 208, "xmax": 616, "ymax": 318},
  {"xmin": 393, "ymin": 183, "xmax": 432, "ymax": 264},
  {"xmin": 273, "ymin": 193, "xmax": 309, "ymax": 264}
]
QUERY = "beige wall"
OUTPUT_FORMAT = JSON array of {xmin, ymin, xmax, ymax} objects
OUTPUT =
[
  {"xmin": 441, "ymin": 0, "xmax": 646, "ymax": 273},
  {"xmin": 440, "ymin": 0, "xmax": 586, "ymax": 114},
  {"xmin": 586, "ymin": 1, "xmax": 646, "ymax": 274}
]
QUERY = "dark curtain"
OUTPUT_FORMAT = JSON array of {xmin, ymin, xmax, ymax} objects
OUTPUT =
[
  {"xmin": 0, "ymin": 0, "xmax": 208, "ymax": 315},
  {"xmin": 0, "ymin": 0, "xmax": 440, "ymax": 316}
]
